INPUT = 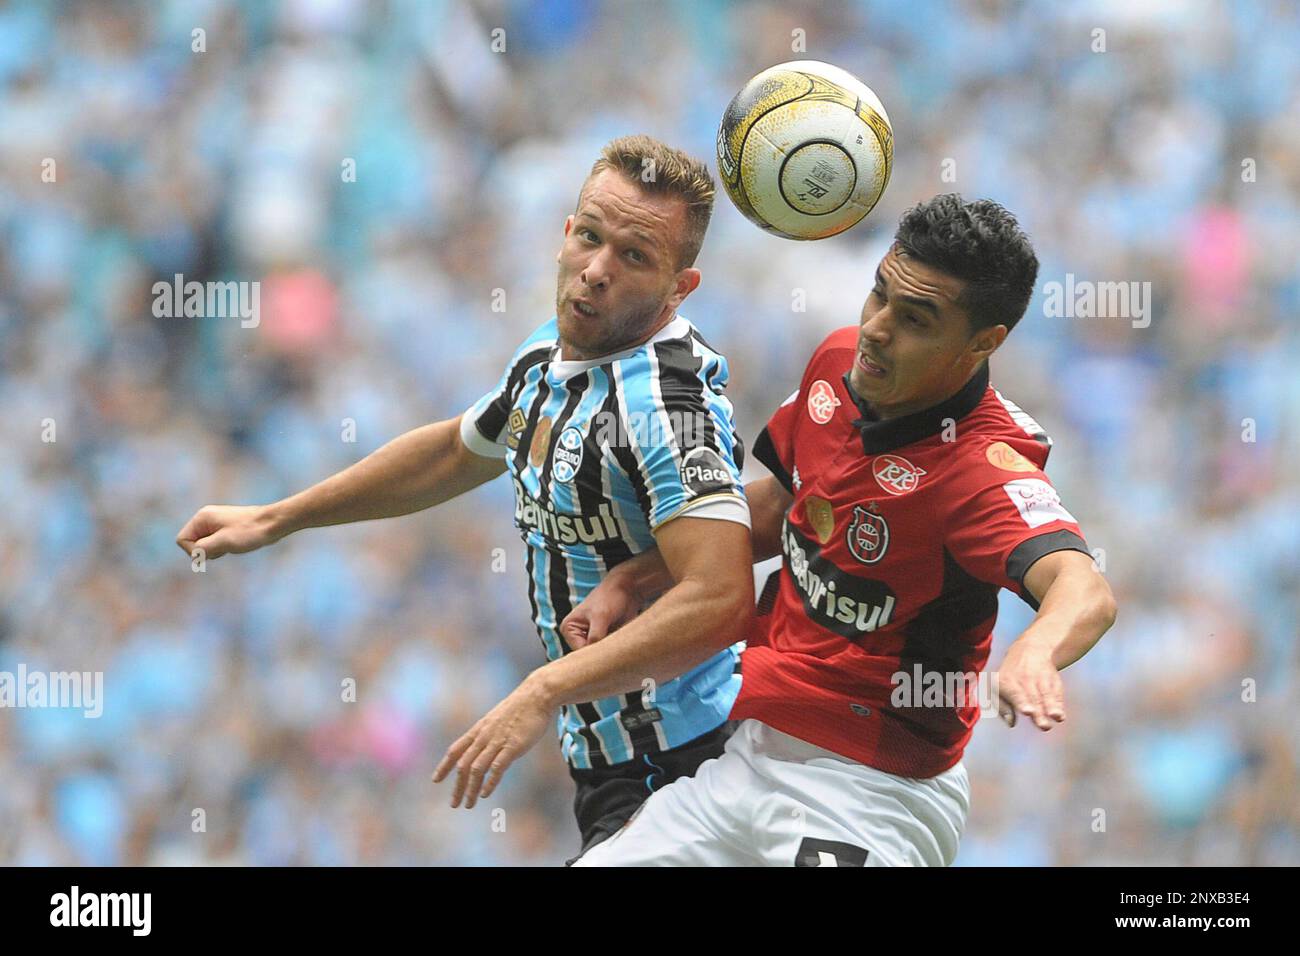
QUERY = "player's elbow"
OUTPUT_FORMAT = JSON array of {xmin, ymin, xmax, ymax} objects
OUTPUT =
[
  {"xmin": 682, "ymin": 573, "xmax": 753, "ymax": 650},
  {"xmin": 1090, "ymin": 575, "xmax": 1118, "ymax": 635},
  {"xmin": 709, "ymin": 577, "xmax": 756, "ymax": 648}
]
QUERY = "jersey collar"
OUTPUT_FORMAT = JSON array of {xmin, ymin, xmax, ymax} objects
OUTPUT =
[
  {"xmin": 841, "ymin": 362, "xmax": 989, "ymax": 455},
  {"xmin": 547, "ymin": 314, "xmax": 691, "ymax": 381}
]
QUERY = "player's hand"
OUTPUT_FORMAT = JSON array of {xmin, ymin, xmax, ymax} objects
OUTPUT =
[
  {"xmin": 560, "ymin": 574, "xmax": 639, "ymax": 648},
  {"xmin": 992, "ymin": 638, "xmax": 1066, "ymax": 731},
  {"xmin": 432, "ymin": 676, "xmax": 553, "ymax": 809},
  {"xmin": 175, "ymin": 504, "xmax": 283, "ymax": 561}
]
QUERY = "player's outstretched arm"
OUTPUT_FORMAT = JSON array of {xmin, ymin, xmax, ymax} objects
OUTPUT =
[
  {"xmin": 993, "ymin": 549, "xmax": 1118, "ymax": 730},
  {"xmin": 175, "ymin": 415, "xmax": 505, "ymax": 560},
  {"xmin": 434, "ymin": 515, "xmax": 754, "ymax": 807},
  {"xmin": 559, "ymin": 475, "xmax": 791, "ymax": 647}
]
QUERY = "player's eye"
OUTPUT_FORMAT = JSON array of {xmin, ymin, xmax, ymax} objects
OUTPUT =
[
  {"xmin": 905, "ymin": 313, "xmax": 926, "ymax": 328},
  {"xmin": 579, "ymin": 228, "xmax": 598, "ymax": 243},
  {"xmin": 625, "ymin": 249, "xmax": 646, "ymax": 263}
]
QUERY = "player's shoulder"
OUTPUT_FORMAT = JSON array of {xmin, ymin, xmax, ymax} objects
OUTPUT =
[
  {"xmin": 812, "ymin": 326, "xmax": 859, "ymax": 361},
  {"xmin": 511, "ymin": 316, "xmax": 561, "ymax": 358},
  {"xmin": 621, "ymin": 315, "xmax": 726, "ymax": 390},
  {"xmin": 946, "ymin": 385, "xmax": 1056, "ymax": 489}
]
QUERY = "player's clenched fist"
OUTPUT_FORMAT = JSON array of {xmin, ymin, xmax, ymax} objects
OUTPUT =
[
  {"xmin": 559, "ymin": 574, "xmax": 639, "ymax": 649},
  {"xmin": 175, "ymin": 504, "xmax": 283, "ymax": 560}
]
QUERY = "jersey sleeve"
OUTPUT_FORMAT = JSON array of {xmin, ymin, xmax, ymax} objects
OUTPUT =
[
  {"xmin": 945, "ymin": 456, "xmax": 1091, "ymax": 608},
  {"xmin": 752, "ymin": 387, "xmax": 801, "ymax": 493},
  {"xmin": 615, "ymin": 354, "xmax": 749, "ymax": 533},
  {"xmin": 458, "ymin": 319, "xmax": 558, "ymax": 458}
]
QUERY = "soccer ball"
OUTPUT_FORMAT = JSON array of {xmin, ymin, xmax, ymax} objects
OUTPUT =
[{"xmin": 716, "ymin": 60, "xmax": 893, "ymax": 240}]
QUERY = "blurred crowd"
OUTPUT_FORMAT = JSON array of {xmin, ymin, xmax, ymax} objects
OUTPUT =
[{"xmin": 1, "ymin": 0, "xmax": 1296, "ymax": 865}]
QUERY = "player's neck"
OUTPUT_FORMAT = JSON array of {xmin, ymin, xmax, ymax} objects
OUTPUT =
[
  {"xmin": 848, "ymin": 362, "xmax": 987, "ymax": 422},
  {"xmin": 559, "ymin": 312, "xmax": 677, "ymax": 362}
]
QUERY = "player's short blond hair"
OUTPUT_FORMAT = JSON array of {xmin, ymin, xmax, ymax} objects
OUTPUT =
[{"xmin": 584, "ymin": 135, "xmax": 715, "ymax": 270}]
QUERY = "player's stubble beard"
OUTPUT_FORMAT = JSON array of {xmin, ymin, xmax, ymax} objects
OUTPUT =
[{"xmin": 555, "ymin": 281, "xmax": 674, "ymax": 362}]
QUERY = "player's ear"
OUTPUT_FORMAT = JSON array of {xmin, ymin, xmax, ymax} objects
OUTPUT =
[
  {"xmin": 668, "ymin": 267, "xmax": 702, "ymax": 308},
  {"xmin": 969, "ymin": 323, "xmax": 1007, "ymax": 361},
  {"xmin": 558, "ymin": 215, "xmax": 574, "ymax": 263}
]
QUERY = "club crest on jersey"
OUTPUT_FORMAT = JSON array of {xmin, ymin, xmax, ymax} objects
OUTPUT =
[
  {"xmin": 986, "ymin": 441, "xmax": 1036, "ymax": 473},
  {"xmin": 506, "ymin": 408, "xmax": 527, "ymax": 450},
  {"xmin": 806, "ymin": 380, "xmax": 841, "ymax": 424},
  {"xmin": 847, "ymin": 504, "xmax": 889, "ymax": 564},
  {"xmin": 680, "ymin": 447, "xmax": 734, "ymax": 498},
  {"xmin": 552, "ymin": 426, "xmax": 584, "ymax": 482},
  {"xmin": 528, "ymin": 415, "xmax": 553, "ymax": 468},
  {"xmin": 872, "ymin": 454, "xmax": 926, "ymax": 496}
]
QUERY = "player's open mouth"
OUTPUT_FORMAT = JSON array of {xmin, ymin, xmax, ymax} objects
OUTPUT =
[
  {"xmin": 571, "ymin": 300, "xmax": 598, "ymax": 317},
  {"xmin": 855, "ymin": 352, "xmax": 887, "ymax": 376}
]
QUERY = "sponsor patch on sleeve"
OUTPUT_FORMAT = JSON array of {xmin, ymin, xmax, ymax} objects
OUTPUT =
[
  {"xmin": 986, "ymin": 440, "xmax": 1037, "ymax": 472},
  {"xmin": 679, "ymin": 447, "xmax": 737, "ymax": 499},
  {"xmin": 1002, "ymin": 478, "xmax": 1077, "ymax": 529}
]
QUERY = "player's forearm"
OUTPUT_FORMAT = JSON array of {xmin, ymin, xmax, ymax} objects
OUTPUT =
[
  {"xmin": 268, "ymin": 416, "xmax": 504, "ymax": 537},
  {"xmin": 530, "ymin": 576, "xmax": 753, "ymax": 705},
  {"xmin": 1016, "ymin": 567, "xmax": 1117, "ymax": 670},
  {"xmin": 603, "ymin": 477, "xmax": 791, "ymax": 602},
  {"xmin": 747, "ymin": 475, "xmax": 793, "ymax": 561}
]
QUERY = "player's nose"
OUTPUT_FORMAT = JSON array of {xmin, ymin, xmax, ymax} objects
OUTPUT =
[
  {"xmin": 860, "ymin": 305, "xmax": 892, "ymax": 344},
  {"xmin": 581, "ymin": 246, "xmax": 616, "ymax": 290}
]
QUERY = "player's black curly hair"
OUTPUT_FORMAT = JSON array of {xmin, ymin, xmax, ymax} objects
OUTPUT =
[{"xmin": 893, "ymin": 194, "xmax": 1039, "ymax": 334}]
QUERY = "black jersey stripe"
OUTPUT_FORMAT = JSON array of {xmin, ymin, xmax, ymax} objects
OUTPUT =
[
  {"xmin": 752, "ymin": 425, "xmax": 792, "ymax": 492},
  {"xmin": 653, "ymin": 335, "xmax": 748, "ymax": 474},
  {"xmin": 651, "ymin": 337, "xmax": 717, "ymax": 452},
  {"xmin": 522, "ymin": 545, "xmax": 547, "ymax": 655},
  {"xmin": 537, "ymin": 371, "xmax": 589, "ymax": 507},
  {"xmin": 511, "ymin": 371, "xmax": 553, "ymax": 476},
  {"xmin": 574, "ymin": 372, "xmax": 635, "ymax": 570},
  {"xmin": 688, "ymin": 328, "xmax": 729, "ymax": 394},
  {"xmin": 476, "ymin": 344, "xmax": 553, "ymax": 445},
  {"xmin": 655, "ymin": 340, "xmax": 717, "ymax": 447},
  {"xmin": 543, "ymin": 541, "xmax": 610, "ymax": 767},
  {"xmin": 605, "ymin": 371, "xmax": 657, "ymax": 524},
  {"xmin": 899, "ymin": 547, "xmax": 999, "ymax": 678},
  {"xmin": 685, "ymin": 331, "xmax": 747, "ymax": 470}
]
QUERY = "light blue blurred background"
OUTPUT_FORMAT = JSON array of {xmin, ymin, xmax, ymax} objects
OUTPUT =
[{"xmin": 1, "ymin": 0, "xmax": 1296, "ymax": 865}]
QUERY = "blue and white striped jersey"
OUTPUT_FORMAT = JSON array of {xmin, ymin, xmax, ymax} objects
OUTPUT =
[{"xmin": 460, "ymin": 314, "xmax": 749, "ymax": 770}]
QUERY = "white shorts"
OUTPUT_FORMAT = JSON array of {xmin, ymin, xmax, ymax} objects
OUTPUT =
[{"xmin": 573, "ymin": 718, "xmax": 970, "ymax": 867}]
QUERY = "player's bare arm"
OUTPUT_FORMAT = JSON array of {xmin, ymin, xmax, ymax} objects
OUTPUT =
[
  {"xmin": 994, "ymin": 549, "xmax": 1118, "ymax": 731},
  {"xmin": 175, "ymin": 414, "xmax": 504, "ymax": 560},
  {"xmin": 561, "ymin": 475, "xmax": 792, "ymax": 647},
  {"xmin": 433, "ymin": 515, "xmax": 753, "ymax": 808}
]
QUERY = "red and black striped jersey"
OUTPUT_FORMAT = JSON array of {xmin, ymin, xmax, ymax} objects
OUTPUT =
[{"xmin": 733, "ymin": 326, "xmax": 1090, "ymax": 777}]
